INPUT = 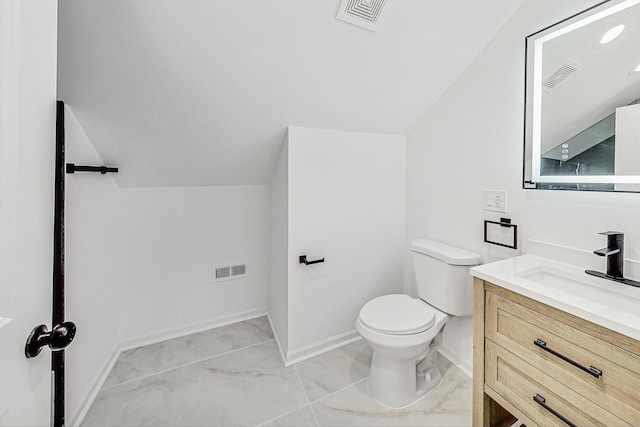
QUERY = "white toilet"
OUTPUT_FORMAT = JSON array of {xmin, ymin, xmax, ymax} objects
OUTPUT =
[{"xmin": 356, "ymin": 239, "xmax": 481, "ymax": 408}]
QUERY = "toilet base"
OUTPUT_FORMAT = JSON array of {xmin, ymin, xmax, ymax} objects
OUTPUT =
[
  {"xmin": 366, "ymin": 328, "xmax": 445, "ymax": 409},
  {"xmin": 368, "ymin": 362, "xmax": 443, "ymax": 409},
  {"xmin": 417, "ymin": 365, "xmax": 442, "ymax": 397}
]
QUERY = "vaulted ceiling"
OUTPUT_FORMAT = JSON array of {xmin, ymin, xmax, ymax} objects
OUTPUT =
[{"xmin": 58, "ymin": 0, "xmax": 523, "ymax": 187}]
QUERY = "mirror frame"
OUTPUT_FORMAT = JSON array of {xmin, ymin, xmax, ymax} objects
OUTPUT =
[{"xmin": 523, "ymin": 0, "xmax": 640, "ymax": 191}]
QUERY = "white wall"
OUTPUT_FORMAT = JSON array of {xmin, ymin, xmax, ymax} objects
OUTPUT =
[
  {"xmin": 117, "ymin": 185, "xmax": 270, "ymax": 342},
  {"xmin": 63, "ymin": 113, "xmax": 272, "ymax": 421},
  {"xmin": 269, "ymin": 135, "xmax": 289, "ymax": 353},
  {"xmin": 406, "ymin": 0, "xmax": 640, "ymax": 375},
  {"xmin": 286, "ymin": 126, "xmax": 406, "ymax": 360},
  {"xmin": 64, "ymin": 107, "xmax": 122, "ymax": 423}
]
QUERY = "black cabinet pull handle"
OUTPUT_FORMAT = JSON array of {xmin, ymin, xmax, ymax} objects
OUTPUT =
[
  {"xmin": 299, "ymin": 255, "xmax": 325, "ymax": 265},
  {"xmin": 534, "ymin": 338, "xmax": 602, "ymax": 378},
  {"xmin": 533, "ymin": 394, "xmax": 577, "ymax": 427}
]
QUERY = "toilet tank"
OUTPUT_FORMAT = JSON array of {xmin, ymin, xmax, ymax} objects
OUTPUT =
[{"xmin": 411, "ymin": 239, "xmax": 481, "ymax": 316}]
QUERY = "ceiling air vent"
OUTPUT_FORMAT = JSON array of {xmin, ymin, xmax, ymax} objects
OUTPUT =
[
  {"xmin": 542, "ymin": 61, "xmax": 581, "ymax": 90},
  {"xmin": 336, "ymin": 0, "xmax": 388, "ymax": 32}
]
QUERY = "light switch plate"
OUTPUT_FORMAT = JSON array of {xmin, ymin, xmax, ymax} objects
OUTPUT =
[{"xmin": 483, "ymin": 190, "xmax": 507, "ymax": 212}]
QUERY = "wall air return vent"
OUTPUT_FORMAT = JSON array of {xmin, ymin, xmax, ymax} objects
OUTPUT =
[
  {"xmin": 231, "ymin": 264, "xmax": 246, "ymax": 276},
  {"xmin": 542, "ymin": 61, "xmax": 581, "ymax": 91},
  {"xmin": 336, "ymin": 0, "xmax": 388, "ymax": 32},
  {"xmin": 215, "ymin": 266, "xmax": 231, "ymax": 280},
  {"xmin": 212, "ymin": 263, "xmax": 248, "ymax": 283}
]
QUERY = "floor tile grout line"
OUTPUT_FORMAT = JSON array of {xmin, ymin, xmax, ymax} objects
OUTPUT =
[
  {"xmin": 293, "ymin": 364, "xmax": 320, "ymax": 427},
  {"xmin": 307, "ymin": 377, "xmax": 368, "ymax": 406},
  {"xmin": 255, "ymin": 402, "xmax": 314, "ymax": 427},
  {"xmin": 102, "ymin": 338, "xmax": 276, "ymax": 391}
]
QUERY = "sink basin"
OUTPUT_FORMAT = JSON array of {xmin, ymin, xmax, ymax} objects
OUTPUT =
[
  {"xmin": 519, "ymin": 268, "xmax": 588, "ymax": 288},
  {"xmin": 515, "ymin": 265, "xmax": 640, "ymax": 319}
]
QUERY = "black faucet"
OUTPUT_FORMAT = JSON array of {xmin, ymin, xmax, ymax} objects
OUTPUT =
[
  {"xmin": 585, "ymin": 231, "xmax": 640, "ymax": 287},
  {"xmin": 594, "ymin": 231, "xmax": 624, "ymax": 279}
]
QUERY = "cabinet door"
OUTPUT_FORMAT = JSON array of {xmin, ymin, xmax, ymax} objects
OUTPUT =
[{"xmin": 486, "ymin": 290, "xmax": 640, "ymax": 422}]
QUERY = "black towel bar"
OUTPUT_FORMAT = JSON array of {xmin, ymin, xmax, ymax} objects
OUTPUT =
[
  {"xmin": 66, "ymin": 163, "xmax": 118, "ymax": 174},
  {"xmin": 483, "ymin": 217, "xmax": 518, "ymax": 249}
]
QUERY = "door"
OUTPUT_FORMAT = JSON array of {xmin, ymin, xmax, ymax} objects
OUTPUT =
[
  {"xmin": 614, "ymin": 103, "xmax": 640, "ymax": 192},
  {"xmin": 0, "ymin": 1, "xmax": 58, "ymax": 425}
]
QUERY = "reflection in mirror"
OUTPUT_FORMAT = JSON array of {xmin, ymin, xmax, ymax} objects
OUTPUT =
[{"xmin": 524, "ymin": 0, "xmax": 640, "ymax": 191}]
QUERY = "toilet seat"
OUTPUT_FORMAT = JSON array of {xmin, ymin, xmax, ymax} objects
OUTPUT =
[{"xmin": 358, "ymin": 294, "xmax": 436, "ymax": 335}]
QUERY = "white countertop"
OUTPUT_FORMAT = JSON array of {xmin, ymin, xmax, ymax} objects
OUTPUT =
[{"xmin": 471, "ymin": 254, "xmax": 640, "ymax": 341}]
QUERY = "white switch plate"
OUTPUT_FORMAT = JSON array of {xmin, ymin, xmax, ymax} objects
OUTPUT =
[{"xmin": 483, "ymin": 190, "xmax": 507, "ymax": 212}]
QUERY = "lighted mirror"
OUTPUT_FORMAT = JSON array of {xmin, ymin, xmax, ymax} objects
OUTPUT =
[{"xmin": 524, "ymin": 0, "xmax": 640, "ymax": 191}]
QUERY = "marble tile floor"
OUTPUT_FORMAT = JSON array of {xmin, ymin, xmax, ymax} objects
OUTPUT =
[{"xmin": 82, "ymin": 316, "xmax": 472, "ymax": 427}]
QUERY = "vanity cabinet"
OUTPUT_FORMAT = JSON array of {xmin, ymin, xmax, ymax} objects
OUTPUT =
[{"xmin": 473, "ymin": 278, "xmax": 640, "ymax": 426}]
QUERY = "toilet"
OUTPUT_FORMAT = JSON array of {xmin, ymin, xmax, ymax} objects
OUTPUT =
[{"xmin": 356, "ymin": 239, "xmax": 481, "ymax": 408}]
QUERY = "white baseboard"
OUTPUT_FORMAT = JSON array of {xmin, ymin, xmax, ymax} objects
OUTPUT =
[
  {"xmin": 68, "ymin": 342, "xmax": 121, "ymax": 427},
  {"xmin": 438, "ymin": 344, "xmax": 472, "ymax": 379},
  {"xmin": 266, "ymin": 313, "xmax": 288, "ymax": 366},
  {"xmin": 284, "ymin": 330, "xmax": 361, "ymax": 366},
  {"xmin": 70, "ymin": 308, "xmax": 269, "ymax": 427},
  {"xmin": 119, "ymin": 307, "xmax": 268, "ymax": 351},
  {"xmin": 264, "ymin": 314, "xmax": 364, "ymax": 367}
]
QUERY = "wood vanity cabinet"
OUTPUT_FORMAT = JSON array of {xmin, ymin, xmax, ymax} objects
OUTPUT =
[{"xmin": 473, "ymin": 278, "xmax": 640, "ymax": 427}]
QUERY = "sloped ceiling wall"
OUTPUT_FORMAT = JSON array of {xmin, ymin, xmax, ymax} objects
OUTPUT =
[{"xmin": 58, "ymin": 0, "xmax": 523, "ymax": 187}]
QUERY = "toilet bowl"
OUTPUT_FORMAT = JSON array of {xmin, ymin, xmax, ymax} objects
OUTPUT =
[
  {"xmin": 356, "ymin": 294, "xmax": 450, "ymax": 408},
  {"xmin": 356, "ymin": 239, "xmax": 481, "ymax": 409}
]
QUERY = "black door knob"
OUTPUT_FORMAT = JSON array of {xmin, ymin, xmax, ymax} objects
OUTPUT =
[{"xmin": 25, "ymin": 321, "xmax": 77, "ymax": 359}]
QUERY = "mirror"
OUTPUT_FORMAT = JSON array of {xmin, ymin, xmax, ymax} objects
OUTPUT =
[{"xmin": 524, "ymin": 0, "xmax": 640, "ymax": 191}]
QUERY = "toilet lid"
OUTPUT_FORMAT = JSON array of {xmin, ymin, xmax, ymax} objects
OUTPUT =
[{"xmin": 359, "ymin": 294, "xmax": 436, "ymax": 335}]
